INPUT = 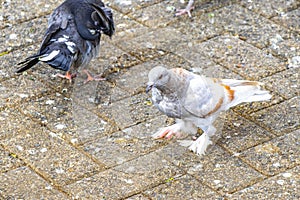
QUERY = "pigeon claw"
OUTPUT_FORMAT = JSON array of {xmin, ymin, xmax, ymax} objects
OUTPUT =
[
  {"xmin": 174, "ymin": 6, "xmax": 194, "ymax": 18},
  {"xmin": 55, "ymin": 71, "xmax": 76, "ymax": 83},
  {"xmin": 152, "ymin": 124, "xmax": 182, "ymax": 139},
  {"xmin": 83, "ymin": 70, "xmax": 106, "ymax": 84}
]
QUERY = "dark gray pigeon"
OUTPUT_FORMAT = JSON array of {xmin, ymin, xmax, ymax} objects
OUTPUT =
[
  {"xmin": 16, "ymin": 0, "xmax": 114, "ymax": 82},
  {"xmin": 146, "ymin": 66, "xmax": 272, "ymax": 155}
]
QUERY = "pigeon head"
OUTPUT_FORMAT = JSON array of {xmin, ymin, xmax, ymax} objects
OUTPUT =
[{"xmin": 146, "ymin": 66, "xmax": 171, "ymax": 93}]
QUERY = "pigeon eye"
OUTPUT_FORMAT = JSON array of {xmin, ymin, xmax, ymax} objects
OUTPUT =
[{"xmin": 158, "ymin": 74, "xmax": 163, "ymax": 79}]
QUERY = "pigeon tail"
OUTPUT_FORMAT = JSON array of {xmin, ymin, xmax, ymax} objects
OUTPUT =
[
  {"xmin": 221, "ymin": 79, "xmax": 272, "ymax": 109},
  {"xmin": 17, "ymin": 43, "xmax": 74, "ymax": 73}
]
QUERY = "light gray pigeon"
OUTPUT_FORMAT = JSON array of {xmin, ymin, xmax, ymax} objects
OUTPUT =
[
  {"xmin": 175, "ymin": 0, "xmax": 194, "ymax": 17},
  {"xmin": 146, "ymin": 66, "xmax": 272, "ymax": 155},
  {"xmin": 16, "ymin": 0, "xmax": 114, "ymax": 82}
]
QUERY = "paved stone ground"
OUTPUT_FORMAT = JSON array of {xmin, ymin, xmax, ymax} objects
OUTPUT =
[{"xmin": 0, "ymin": 0, "xmax": 299, "ymax": 199}]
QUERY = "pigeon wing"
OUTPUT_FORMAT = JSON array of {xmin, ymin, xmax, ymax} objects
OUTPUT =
[{"xmin": 183, "ymin": 77, "xmax": 224, "ymax": 118}]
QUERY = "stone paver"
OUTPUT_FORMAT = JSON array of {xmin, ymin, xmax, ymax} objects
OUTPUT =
[
  {"xmin": 0, "ymin": 0, "xmax": 299, "ymax": 199},
  {"xmin": 0, "ymin": 166, "xmax": 68, "ymax": 199}
]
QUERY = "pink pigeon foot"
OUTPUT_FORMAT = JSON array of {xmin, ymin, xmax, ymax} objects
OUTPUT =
[
  {"xmin": 175, "ymin": 0, "xmax": 194, "ymax": 17},
  {"xmin": 55, "ymin": 71, "xmax": 77, "ymax": 83},
  {"xmin": 152, "ymin": 124, "xmax": 182, "ymax": 140},
  {"xmin": 83, "ymin": 70, "xmax": 106, "ymax": 84}
]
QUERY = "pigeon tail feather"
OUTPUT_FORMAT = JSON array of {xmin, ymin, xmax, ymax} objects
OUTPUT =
[{"xmin": 222, "ymin": 79, "xmax": 272, "ymax": 108}]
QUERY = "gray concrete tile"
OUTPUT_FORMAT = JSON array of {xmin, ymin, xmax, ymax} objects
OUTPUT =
[
  {"xmin": 0, "ymin": 166, "xmax": 68, "ymax": 199},
  {"xmin": 0, "ymin": 146, "xmax": 24, "ymax": 173},
  {"xmin": 173, "ymin": 42, "xmax": 243, "ymax": 79},
  {"xmin": 128, "ymin": 0, "xmax": 181, "ymax": 28},
  {"xmin": 0, "ymin": 17, "xmax": 47, "ymax": 52},
  {"xmin": 83, "ymin": 136, "xmax": 137, "ymax": 167},
  {"xmin": 192, "ymin": 4, "xmax": 300, "ymax": 58},
  {"xmin": 19, "ymin": 93, "xmax": 117, "ymax": 144},
  {"xmin": 249, "ymin": 97, "xmax": 299, "ymax": 136},
  {"xmin": 111, "ymin": 116, "xmax": 169, "ymax": 154},
  {"xmin": 109, "ymin": 0, "xmax": 163, "ymax": 14},
  {"xmin": 0, "ymin": 107, "xmax": 39, "ymax": 140},
  {"xmin": 240, "ymin": 130, "xmax": 300, "ymax": 176},
  {"xmin": 239, "ymin": 0, "xmax": 300, "ymax": 18},
  {"xmin": 144, "ymin": 174, "xmax": 222, "ymax": 199},
  {"xmin": 115, "ymin": 27, "xmax": 191, "ymax": 59},
  {"xmin": 65, "ymin": 152, "xmax": 182, "ymax": 199},
  {"xmin": 2, "ymin": 128, "xmax": 103, "ymax": 186},
  {"xmin": 103, "ymin": 93, "xmax": 161, "ymax": 129},
  {"xmin": 87, "ymin": 39, "xmax": 141, "ymax": 76},
  {"xmin": 230, "ymin": 165, "xmax": 300, "ymax": 199},
  {"xmin": 0, "ymin": 75, "xmax": 49, "ymax": 109},
  {"xmin": 260, "ymin": 68, "xmax": 299, "ymax": 99},
  {"xmin": 155, "ymin": 143, "xmax": 265, "ymax": 194},
  {"xmin": 200, "ymin": 35, "xmax": 286, "ymax": 79},
  {"xmin": 0, "ymin": 43, "xmax": 39, "ymax": 80},
  {"xmin": 0, "ymin": 0, "xmax": 62, "ymax": 28},
  {"xmin": 219, "ymin": 111, "xmax": 274, "ymax": 153},
  {"xmin": 272, "ymin": 7, "xmax": 300, "ymax": 32},
  {"xmin": 125, "ymin": 193, "xmax": 149, "ymax": 200}
]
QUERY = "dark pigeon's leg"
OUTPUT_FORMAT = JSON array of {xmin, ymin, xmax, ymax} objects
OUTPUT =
[
  {"xmin": 55, "ymin": 71, "xmax": 76, "ymax": 83},
  {"xmin": 83, "ymin": 70, "xmax": 106, "ymax": 84}
]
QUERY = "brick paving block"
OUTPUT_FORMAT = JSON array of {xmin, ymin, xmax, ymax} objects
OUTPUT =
[
  {"xmin": 272, "ymin": 7, "xmax": 300, "ymax": 32},
  {"xmin": 260, "ymin": 68, "xmax": 299, "ymax": 99},
  {"xmin": 0, "ymin": 76, "xmax": 49, "ymax": 109},
  {"xmin": 87, "ymin": 40, "xmax": 141, "ymax": 75},
  {"xmin": 156, "ymin": 143, "xmax": 265, "ymax": 194},
  {"xmin": 83, "ymin": 136, "xmax": 137, "ymax": 167},
  {"xmin": 197, "ymin": 4, "xmax": 300, "ymax": 58},
  {"xmin": 0, "ymin": 166, "xmax": 68, "ymax": 199},
  {"xmin": 230, "ymin": 165, "xmax": 300, "ymax": 199},
  {"xmin": 144, "ymin": 174, "xmax": 222, "ymax": 199},
  {"xmin": 109, "ymin": 0, "xmax": 163, "ymax": 14},
  {"xmin": 219, "ymin": 111, "xmax": 274, "ymax": 153},
  {"xmin": 2, "ymin": 128, "xmax": 103, "ymax": 186},
  {"xmin": 19, "ymin": 93, "xmax": 117, "ymax": 144},
  {"xmin": 239, "ymin": 130, "xmax": 300, "ymax": 176},
  {"xmin": 128, "ymin": 0, "xmax": 181, "ymax": 28},
  {"xmin": 0, "ymin": 108, "xmax": 41, "ymax": 140},
  {"xmin": 0, "ymin": 146, "xmax": 24, "ymax": 173},
  {"xmin": 0, "ymin": 0, "xmax": 61, "ymax": 28},
  {"xmin": 239, "ymin": 0, "xmax": 300, "ymax": 18},
  {"xmin": 103, "ymin": 93, "xmax": 161, "ymax": 129},
  {"xmin": 110, "ymin": 116, "xmax": 169, "ymax": 155},
  {"xmin": 125, "ymin": 193, "xmax": 149, "ymax": 200},
  {"xmin": 0, "ymin": 43, "xmax": 39, "ymax": 80},
  {"xmin": 66, "ymin": 152, "xmax": 182, "ymax": 199},
  {"xmin": 0, "ymin": 17, "xmax": 47, "ymax": 52},
  {"xmin": 73, "ymin": 79, "xmax": 129, "ymax": 111},
  {"xmin": 116, "ymin": 27, "xmax": 190, "ymax": 60},
  {"xmin": 249, "ymin": 97, "xmax": 299, "ymax": 136},
  {"xmin": 112, "ymin": 9, "xmax": 149, "ymax": 41},
  {"xmin": 200, "ymin": 35, "xmax": 286, "ymax": 79},
  {"xmin": 173, "ymin": 42, "xmax": 243, "ymax": 79}
]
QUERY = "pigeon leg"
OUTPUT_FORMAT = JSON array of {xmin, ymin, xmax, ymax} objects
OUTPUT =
[
  {"xmin": 83, "ymin": 70, "xmax": 106, "ymax": 84},
  {"xmin": 187, "ymin": 126, "xmax": 216, "ymax": 155},
  {"xmin": 152, "ymin": 124, "xmax": 182, "ymax": 139},
  {"xmin": 55, "ymin": 71, "xmax": 76, "ymax": 82},
  {"xmin": 175, "ymin": 0, "xmax": 194, "ymax": 17}
]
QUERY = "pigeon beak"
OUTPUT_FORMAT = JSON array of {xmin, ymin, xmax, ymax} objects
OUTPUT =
[{"xmin": 146, "ymin": 82, "xmax": 154, "ymax": 93}]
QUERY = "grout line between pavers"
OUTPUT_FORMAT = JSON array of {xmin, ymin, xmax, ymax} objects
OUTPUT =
[{"xmin": 0, "ymin": 143, "xmax": 73, "ymax": 199}]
